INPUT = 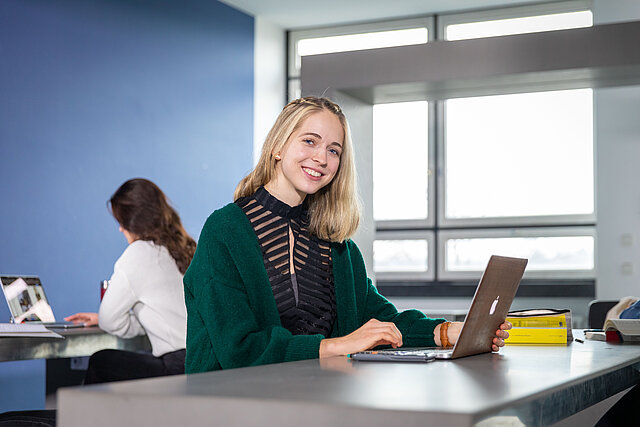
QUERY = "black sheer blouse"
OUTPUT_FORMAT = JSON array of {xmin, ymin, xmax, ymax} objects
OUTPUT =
[{"xmin": 236, "ymin": 187, "xmax": 336, "ymax": 337}]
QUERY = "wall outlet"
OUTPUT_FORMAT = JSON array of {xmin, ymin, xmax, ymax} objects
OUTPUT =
[
  {"xmin": 621, "ymin": 233, "xmax": 634, "ymax": 247},
  {"xmin": 621, "ymin": 262, "xmax": 634, "ymax": 276}
]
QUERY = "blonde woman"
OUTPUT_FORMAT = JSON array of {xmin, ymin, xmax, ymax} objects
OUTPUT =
[{"xmin": 184, "ymin": 97, "xmax": 511, "ymax": 373}]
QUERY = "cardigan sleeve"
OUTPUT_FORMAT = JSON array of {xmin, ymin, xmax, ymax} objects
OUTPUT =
[
  {"xmin": 346, "ymin": 240, "xmax": 446, "ymax": 347},
  {"xmin": 184, "ymin": 208, "xmax": 324, "ymax": 374}
]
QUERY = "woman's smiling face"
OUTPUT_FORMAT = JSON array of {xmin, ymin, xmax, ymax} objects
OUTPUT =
[{"xmin": 267, "ymin": 109, "xmax": 344, "ymax": 206}]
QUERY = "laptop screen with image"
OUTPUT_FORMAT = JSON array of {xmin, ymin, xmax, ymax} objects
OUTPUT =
[{"xmin": 1, "ymin": 275, "xmax": 56, "ymax": 323}]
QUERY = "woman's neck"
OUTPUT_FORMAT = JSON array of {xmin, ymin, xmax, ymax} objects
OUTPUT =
[{"xmin": 264, "ymin": 180, "xmax": 306, "ymax": 207}]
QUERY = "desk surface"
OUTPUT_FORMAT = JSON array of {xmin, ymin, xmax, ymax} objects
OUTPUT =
[
  {"xmin": 0, "ymin": 327, "xmax": 151, "ymax": 362},
  {"xmin": 58, "ymin": 332, "xmax": 640, "ymax": 427}
]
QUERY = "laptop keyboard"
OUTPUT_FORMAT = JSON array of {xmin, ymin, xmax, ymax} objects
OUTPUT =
[{"xmin": 383, "ymin": 348, "xmax": 452, "ymax": 356}]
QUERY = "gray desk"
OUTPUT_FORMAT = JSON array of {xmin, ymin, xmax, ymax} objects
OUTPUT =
[
  {"xmin": 0, "ymin": 326, "xmax": 151, "ymax": 362},
  {"xmin": 1, "ymin": 327, "xmax": 152, "ymax": 398},
  {"xmin": 58, "ymin": 332, "xmax": 640, "ymax": 427}
]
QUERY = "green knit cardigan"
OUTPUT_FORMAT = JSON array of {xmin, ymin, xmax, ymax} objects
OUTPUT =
[{"xmin": 184, "ymin": 203, "xmax": 445, "ymax": 374}]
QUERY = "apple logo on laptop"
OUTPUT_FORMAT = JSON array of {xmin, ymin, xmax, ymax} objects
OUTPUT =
[{"xmin": 489, "ymin": 296, "xmax": 500, "ymax": 315}]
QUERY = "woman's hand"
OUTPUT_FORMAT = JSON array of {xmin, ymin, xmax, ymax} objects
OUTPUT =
[
  {"xmin": 434, "ymin": 320, "xmax": 512, "ymax": 352},
  {"xmin": 491, "ymin": 321, "xmax": 512, "ymax": 351},
  {"xmin": 64, "ymin": 312, "xmax": 99, "ymax": 326},
  {"xmin": 319, "ymin": 318, "xmax": 403, "ymax": 358}
]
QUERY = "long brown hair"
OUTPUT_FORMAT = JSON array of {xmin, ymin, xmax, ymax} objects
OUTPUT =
[
  {"xmin": 109, "ymin": 178, "xmax": 196, "ymax": 274},
  {"xmin": 234, "ymin": 97, "xmax": 361, "ymax": 242}
]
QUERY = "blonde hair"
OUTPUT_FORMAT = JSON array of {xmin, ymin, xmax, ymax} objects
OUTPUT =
[{"xmin": 234, "ymin": 97, "xmax": 361, "ymax": 243}]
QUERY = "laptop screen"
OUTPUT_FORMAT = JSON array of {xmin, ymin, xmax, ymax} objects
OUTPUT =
[{"xmin": 0, "ymin": 275, "xmax": 56, "ymax": 323}]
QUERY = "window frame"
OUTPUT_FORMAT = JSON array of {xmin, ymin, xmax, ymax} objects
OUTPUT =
[{"xmin": 290, "ymin": 0, "xmax": 597, "ymax": 290}]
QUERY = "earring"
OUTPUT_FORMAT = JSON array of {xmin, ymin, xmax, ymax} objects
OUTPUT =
[{"xmin": 274, "ymin": 154, "xmax": 281, "ymax": 160}]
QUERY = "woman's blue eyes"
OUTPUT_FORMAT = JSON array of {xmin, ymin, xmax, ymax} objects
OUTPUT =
[{"xmin": 302, "ymin": 139, "xmax": 341, "ymax": 156}]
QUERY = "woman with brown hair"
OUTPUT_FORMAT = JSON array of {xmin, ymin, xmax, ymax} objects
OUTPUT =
[
  {"xmin": 66, "ymin": 178, "xmax": 196, "ymax": 383},
  {"xmin": 184, "ymin": 97, "xmax": 511, "ymax": 374}
]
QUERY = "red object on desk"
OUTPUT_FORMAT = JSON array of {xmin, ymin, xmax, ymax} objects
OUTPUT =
[
  {"xmin": 605, "ymin": 330, "xmax": 622, "ymax": 343},
  {"xmin": 100, "ymin": 280, "xmax": 109, "ymax": 301}
]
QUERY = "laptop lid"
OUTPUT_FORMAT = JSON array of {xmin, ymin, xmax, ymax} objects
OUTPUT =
[
  {"xmin": 349, "ymin": 255, "xmax": 527, "ymax": 362},
  {"xmin": 449, "ymin": 255, "xmax": 528, "ymax": 359},
  {"xmin": 1, "ymin": 275, "xmax": 57, "ymax": 323}
]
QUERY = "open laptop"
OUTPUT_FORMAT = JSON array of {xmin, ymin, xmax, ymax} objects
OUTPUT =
[
  {"xmin": 349, "ymin": 255, "xmax": 528, "ymax": 362},
  {"xmin": 1, "ymin": 274, "xmax": 85, "ymax": 329}
]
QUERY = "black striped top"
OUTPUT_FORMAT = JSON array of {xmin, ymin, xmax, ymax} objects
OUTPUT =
[{"xmin": 236, "ymin": 187, "xmax": 336, "ymax": 337}]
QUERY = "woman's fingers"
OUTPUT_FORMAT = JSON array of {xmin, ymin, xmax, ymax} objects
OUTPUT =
[
  {"xmin": 500, "ymin": 321, "xmax": 512, "ymax": 330},
  {"xmin": 64, "ymin": 312, "xmax": 98, "ymax": 325},
  {"xmin": 350, "ymin": 319, "xmax": 403, "ymax": 351},
  {"xmin": 64, "ymin": 313, "xmax": 85, "ymax": 322},
  {"xmin": 321, "ymin": 320, "xmax": 406, "ymax": 358},
  {"xmin": 495, "ymin": 328, "xmax": 509, "ymax": 339},
  {"xmin": 363, "ymin": 319, "xmax": 403, "ymax": 346},
  {"xmin": 370, "ymin": 328, "xmax": 402, "ymax": 348}
]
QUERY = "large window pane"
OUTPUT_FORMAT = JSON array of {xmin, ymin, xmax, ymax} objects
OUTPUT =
[
  {"xmin": 298, "ymin": 28, "xmax": 428, "ymax": 56},
  {"xmin": 446, "ymin": 10, "xmax": 592, "ymax": 41},
  {"xmin": 373, "ymin": 101, "xmax": 429, "ymax": 221},
  {"xmin": 445, "ymin": 89, "xmax": 593, "ymax": 219},
  {"xmin": 374, "ymin": 240, "xmax": 429, "ymax": 273},
  {"xmin": 446, "ymin": 236, "xmax": 594, "ymax": 272}
]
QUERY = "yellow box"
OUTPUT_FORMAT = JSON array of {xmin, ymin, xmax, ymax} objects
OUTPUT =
[
  {"xmin": 505, "ymin": 327, "xmax": 568, "ymax": 344},
  {"xmin": 507, "ymin": 314, "xmax": 566, "ymax": 329}
]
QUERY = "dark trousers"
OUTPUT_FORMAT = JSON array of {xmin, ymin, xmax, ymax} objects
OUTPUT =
[
  {"xmin": 596, "ymin": 383, "xmax": 640, "ymax": 427},
  {"xmin": 0, "ymin": 410, "xmax": 56, "ymax": 427},
  {"xmin": 84, "ymin": 348, "xmax": 186, "ymax": 384}
]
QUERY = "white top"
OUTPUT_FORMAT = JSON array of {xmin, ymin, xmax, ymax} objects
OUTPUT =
[{"xmin": 99, "ymin": 240, "xmax": 187, "ymax": 357}]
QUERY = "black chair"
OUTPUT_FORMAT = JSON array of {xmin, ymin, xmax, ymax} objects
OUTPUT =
[{"xmin": 587, "ymin": 300, "xmax": 618, "ymax": 329}]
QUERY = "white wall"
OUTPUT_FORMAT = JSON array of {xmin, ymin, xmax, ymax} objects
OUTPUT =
[
  {"xmin": 593, "ymin": 1, "xmax": 640, "ymax": 299},
  {"xmin": 254, "ymin": 17, "xmax": 286, "ymax": 164}
]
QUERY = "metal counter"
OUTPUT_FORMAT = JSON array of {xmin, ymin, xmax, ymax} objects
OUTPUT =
[
  {"xmin": 0, "ymin": 326, "xmax": 151, "ymax": 362},
  {"xmin": 58, "ymin": 331, "xmax": 640, "ymax": 426}
]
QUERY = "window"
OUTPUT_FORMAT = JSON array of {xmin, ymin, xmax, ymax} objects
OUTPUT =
[
  {"xmin": 443, "ymin": 89, "xmax": 594, "ymax": 225},
  {"xmin": 291, "ymin": 1, "xmax": 595, "ymax": 293},
  {"xmin": 374, "ymin": 231, "xmax": 434, "ymax": 281},
  {"xmin": 438, "ymin": 1, "xmax": 593, "ymax": 40},
  {"xmin": 288, "ymin": 17, "xmax": 433, "ymax": 100},
  {"xmin": 373, "ymin": 88, "xmax": 595, "ymax": 283},
  {"xmin": 297, "ymin": 28, "xmax": 429, "ymax": 56},
  {"xmin": 439, "ymin": 228, "xmax": 595, "ymax": 280},
  {"xmin": 373, "ymin": 101, "xmax": 432, "ymax": 224},
  {"xmin": 445, "ymin": 10, "xmax": 592, "ymax": 40}
]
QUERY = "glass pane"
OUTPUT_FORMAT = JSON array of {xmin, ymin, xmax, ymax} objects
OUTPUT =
[
  {"xmin": 374, "ymin": 240, "xmax": 429, "ymax": 273},
  {"xmin": 446, "ymin": 236, "xmax": 594, "ymax": 271},
  {"xmin": 297, "ymin": 28, "xmax": 428, "ymax": 56},
  {"xmin": 445, "ymin": 89, "xmax": 593, "ymax": 219},
  {"xmin": 373, "ymin": 101, "xmax": 429, "ymax": 221},
  {"xmin": 446, "ymin": 11, "xmax": 592, "ymax": 41}
]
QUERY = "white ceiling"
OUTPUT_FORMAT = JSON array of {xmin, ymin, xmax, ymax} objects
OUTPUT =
[{"xmin": 219, "ymin": 0, "xmax": 559, "ymax": 29}]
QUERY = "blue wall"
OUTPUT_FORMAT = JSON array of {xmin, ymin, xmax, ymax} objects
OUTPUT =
[{"xmin": 0, "ymin": 0, "xmax": 254, "ymax": 411}]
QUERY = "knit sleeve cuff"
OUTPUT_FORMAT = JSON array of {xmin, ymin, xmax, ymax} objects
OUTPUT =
[{"xmin": 284, "ymin": 334, "xmax": 325, "ymax": 362}]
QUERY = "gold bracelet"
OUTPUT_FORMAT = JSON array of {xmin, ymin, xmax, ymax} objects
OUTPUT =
[{"xmin": 440, "ymin": 321, "xmax": 452, "ymax": 348}]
